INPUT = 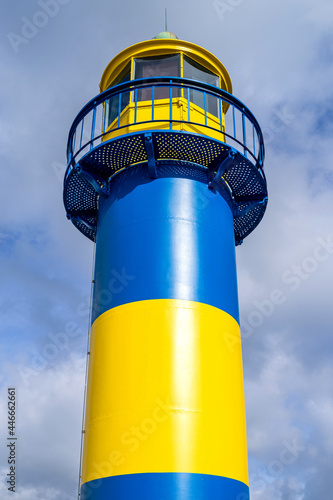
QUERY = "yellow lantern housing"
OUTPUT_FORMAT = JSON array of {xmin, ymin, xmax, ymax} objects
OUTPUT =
[{"xmin": 100, "ymin": 36, "xmax": 232, "ymax": 140}]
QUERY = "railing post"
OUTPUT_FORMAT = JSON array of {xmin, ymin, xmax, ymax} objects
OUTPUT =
[
  {"xmin": 233, "ymin": 105, "xmax": 236, "ymax": 139},
  {"xmin": 80, "ymin": 117, "xmax": 85, "ymax": 149},
  {"xmin": 169, "ymin": 80, "xmax": 173, "ymax": 130},
  {"xmin": 220, "ymin": 98, "xmax": 223, "ymax": 133},
  {"xmin": 72, "ymin": 128, "xmax": 77, "ymax": 156},
  {"xmin": 90, "ymin": 105, "xmax": 96, "ymax": 151},
  {"xmin": 242, "ymin": 111, "xmax": 247, "ymax": 158},
  {"xmin": 102, "ymin": 102, "xmax": 107, "ymax": 135},
  {"xmin": 117, "ymin": 94, "xmax": 121, "ymax": 128},
  {"xmin": 134, "ymin": 88, "xmax": 138, "ymax": 124}
]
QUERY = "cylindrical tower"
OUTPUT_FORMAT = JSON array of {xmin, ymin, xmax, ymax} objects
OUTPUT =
[{"xmin": 64, "ymin": 32, "xmax": 267, "ymax": 500}]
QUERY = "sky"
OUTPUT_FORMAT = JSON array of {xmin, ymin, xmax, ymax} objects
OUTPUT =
[{"xmin": 0, "ymin": 0, "xmax": 332, "ymax": 498}]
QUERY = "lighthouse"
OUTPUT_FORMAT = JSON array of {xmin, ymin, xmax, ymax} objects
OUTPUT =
[{"xmin": 64, "ymin": 32, "xmax": 267, "ymax": 500}]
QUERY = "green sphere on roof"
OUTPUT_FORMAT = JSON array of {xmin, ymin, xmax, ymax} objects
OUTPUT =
[{"xmin": 153, "ymin": 31, "xmax": 178, "ymax": 40}]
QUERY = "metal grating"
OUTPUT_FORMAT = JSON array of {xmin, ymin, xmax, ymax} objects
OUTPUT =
[
  {"xmin": 157, "ymin": 163, "xmax": 209, "ymax": 183},
  {"xmin": 81, "ymin": 134, "xmax": 147, "ymax": 177},
  {"xmin": 72, "ymin": 217, "xmax": 96, "ymax": 241},
  {"xmin": 224, "ymin": 158, "xmax": 266, "ymax": 199},
  {"xmin": 155, "ymin": 132, "xmax": 227, "ymax": 166},
  {"xmin": 64, "ymin": 131, "xmax": 267, "ymax": 243},
  {"xmin": 64, "ymin": 169, "xmax": 98, "ymax": 214},
  {"xmin": 234, "ymin": 204, "xmax": 266, "ymax": 243}
]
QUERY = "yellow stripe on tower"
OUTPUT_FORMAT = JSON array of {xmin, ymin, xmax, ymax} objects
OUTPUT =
[{"xmin": 81, "ymin": 299, "xmax": 248, "ymax": 487}]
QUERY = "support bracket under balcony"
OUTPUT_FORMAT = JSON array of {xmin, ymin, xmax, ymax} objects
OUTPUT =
[
  {"xmin": 75, "ymin": 164, "xmax": 109, "ymax": 198},
  {"xmin": 144, "ymin": 133, "xmax": 157, "ymax": 179},
  {"xmin": 66, "ymin": 215, "xmax": 96, "ymax": 233},
  {"xmin": 208, "ymin": 150, "xmax": 238, "ymax": 193},
  {"xmin": 234, "ymin": 197, "xmax": 268, "ymax": 218}
]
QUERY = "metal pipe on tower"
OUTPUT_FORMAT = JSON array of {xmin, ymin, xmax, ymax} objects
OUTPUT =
[{"xmin": 64, "ymin": 32, "xmax": 267, "ymax": 500}]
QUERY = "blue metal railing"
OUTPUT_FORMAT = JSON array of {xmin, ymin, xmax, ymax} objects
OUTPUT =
[{"xmin": 66, "ymin": 77, "xmax": 265, "ymax": 171}]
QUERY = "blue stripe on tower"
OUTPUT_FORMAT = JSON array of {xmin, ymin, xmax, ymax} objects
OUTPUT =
[
  {"xmin": 92, "ymin": 164, "xmax": 238, "ymax": 324},
  {"xmin": 81, "ymin": 473, "xmax": 249, "ymax": 500}
]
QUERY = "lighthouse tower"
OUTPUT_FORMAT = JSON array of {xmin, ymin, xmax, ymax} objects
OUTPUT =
[{"xmin": 64, "ymin": 32, "xmax": 267, "ymax": 500}]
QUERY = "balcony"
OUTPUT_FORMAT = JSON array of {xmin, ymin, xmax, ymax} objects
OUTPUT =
[{"xmin": 64, "ymin": 77, "xmax": 267, "ymax": 244}]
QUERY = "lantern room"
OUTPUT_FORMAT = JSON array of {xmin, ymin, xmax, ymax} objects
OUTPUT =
[{"xmin": 99, "ymin": 32, "xmax": 232, "ymax": 140}]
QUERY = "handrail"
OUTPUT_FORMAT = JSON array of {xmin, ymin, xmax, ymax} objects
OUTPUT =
[{"xmin": 66, "ymin": 76, "xmax": 265, "ymax": 171}]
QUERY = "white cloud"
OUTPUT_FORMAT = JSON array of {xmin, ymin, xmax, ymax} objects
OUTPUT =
[{"xmin": 0, "ymin": 357, "xmax": 85, "ymax": 499}]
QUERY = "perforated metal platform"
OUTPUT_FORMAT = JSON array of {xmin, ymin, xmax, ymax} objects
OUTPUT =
[{"xmin": 63, "ymin": 131, "xmax": 267, "ymax": 245}]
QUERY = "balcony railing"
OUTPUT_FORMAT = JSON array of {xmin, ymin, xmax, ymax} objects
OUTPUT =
[{"xmin": 66, "ymin": 77, "xmax": 265, "ymax": 174}]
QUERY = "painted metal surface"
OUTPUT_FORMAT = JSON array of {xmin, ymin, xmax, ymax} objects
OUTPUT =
[
  {"xmin": 99, "ymin": 38, "xmax": 232, "ymax": 94},
  {"xmin": 91, "ymin": 168, "xmax": 238, "ymax": 323},
  {"xmin": 81, "ymin": 473, "xmax": 249, "ymax": 500},
  {"xmin": 81, "ymin": 299, "xmax": 247, "ymax": 488},
  {"xmin": 63, "ymin": 35, "xmax": 267, "ymax": 500},
  {"xmin": 78, "ymin": 159, "xmax": 247, "ymax": 499},
  {"xmin": 65, "ymin": 145, "xmax": 265, "ymax": 497}
]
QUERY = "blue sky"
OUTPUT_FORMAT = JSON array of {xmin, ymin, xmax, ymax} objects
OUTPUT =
[{"xmin": 0, "ymin": 0, "xmax": 333, "ymax": 498}]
